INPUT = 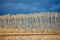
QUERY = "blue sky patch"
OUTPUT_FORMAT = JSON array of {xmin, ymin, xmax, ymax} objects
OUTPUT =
[{"xmin": 0, "ymin": 0, "xmax": 60, "ymax": 15}]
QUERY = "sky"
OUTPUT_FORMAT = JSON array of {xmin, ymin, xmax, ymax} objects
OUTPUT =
[{"xmin": 0, "ymin": 0, "xmax": 60, "ymax": 15}]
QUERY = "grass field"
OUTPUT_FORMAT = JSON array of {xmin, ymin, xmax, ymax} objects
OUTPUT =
[
  {"xmin": 0, "ymin": 34, "xmax": 60, "ymax": 40},
  {"xmin": 0, "ymin": 28, "xmax": 60, "ymax": 34}
]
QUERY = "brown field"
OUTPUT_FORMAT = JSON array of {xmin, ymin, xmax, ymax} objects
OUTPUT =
[
  {"xmin": 0, "ymin": 28, "xmax": 60, "ymax": 40},
  {"xmin": 0, "ymin": 28, "xmax": 60, "ymax": 34},
  {"xmin": 0, "ymin": 34, "xmax": 60, "ymax": 40}
]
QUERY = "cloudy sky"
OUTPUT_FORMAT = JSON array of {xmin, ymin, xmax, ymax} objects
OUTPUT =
[{"xmin": 0, "ymin": 0, "xmax": 60, "ymax": 15}]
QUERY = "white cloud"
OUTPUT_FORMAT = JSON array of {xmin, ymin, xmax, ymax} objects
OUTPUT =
[{"xmin": 49, "ymin": 4, "xmax": 60, "ymax": 11}]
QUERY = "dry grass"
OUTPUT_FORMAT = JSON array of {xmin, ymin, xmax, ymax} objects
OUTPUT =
[
  {"xmin": 0, "ymin": 35, "xmax": 60, "ymax": 40},
  {"xmin": 0, "ymin": 28, "xmax": 60, "ymax": 35}
]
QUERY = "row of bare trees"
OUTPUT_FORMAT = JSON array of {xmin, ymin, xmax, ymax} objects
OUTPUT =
[{"xmin": 0, "ymin": 12, "xmax": 60, "ymax": 30}]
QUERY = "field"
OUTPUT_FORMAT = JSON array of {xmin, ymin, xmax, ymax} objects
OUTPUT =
[{"xmin": 0, "ymin": 34, "xmax": 60, "ymax": 40}]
